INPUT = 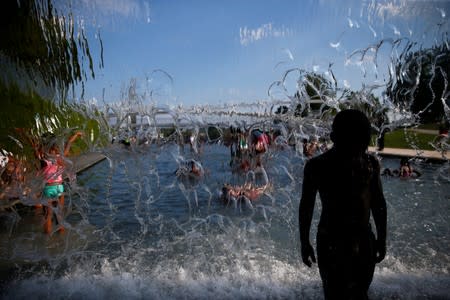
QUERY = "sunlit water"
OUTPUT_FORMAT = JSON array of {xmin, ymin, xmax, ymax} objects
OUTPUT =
[{"xmin": 0, "ymin": 142, "xmax": 448, "ymax": 299}]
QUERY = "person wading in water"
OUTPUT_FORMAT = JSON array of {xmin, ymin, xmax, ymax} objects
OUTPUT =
[{"xmin": 299, "ymin": 109, "xmax": 387, "ymax": 300}]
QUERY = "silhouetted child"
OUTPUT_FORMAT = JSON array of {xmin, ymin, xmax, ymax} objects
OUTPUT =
[{"xmin": 299, "ymin": 109, "xmax": 387, "ymax": 300}]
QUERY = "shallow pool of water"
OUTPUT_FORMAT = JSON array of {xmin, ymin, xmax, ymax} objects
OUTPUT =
[{"xmin": 0, "ymin": 143, "xmax": 448, "ymax": 299}]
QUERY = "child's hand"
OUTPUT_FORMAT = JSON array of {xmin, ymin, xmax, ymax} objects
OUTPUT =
[{"xmin": 69, "ymin": 131, "xmax": 84, "ymax": 142}]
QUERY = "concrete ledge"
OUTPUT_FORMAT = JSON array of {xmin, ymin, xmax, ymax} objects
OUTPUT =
[
  {"xmin": 70, "ymin": 152, "xmax": 106, "ymax": 174},
  {"xmin": 369, "ymin": 147, "xmax": 449, "ymax": 161}
]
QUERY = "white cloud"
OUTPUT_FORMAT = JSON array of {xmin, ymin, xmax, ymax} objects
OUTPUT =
[
  {"xmin": 239, "ymin": 23, "xmax": 292, "ymax": 46},
  {"xmin": 343, "ymin": 79, "xmax": 351, "ymax": 89},
  {"xmin": 373, "ymin": 1, "xmax": 448, "ymax": 22},
  {"xmin": 74, "ymin": 0, "xmax": 150, "ymax": 23},
  {"xmin": 375, "ymin": 2, "xmax": 405, "ymax": 19}
]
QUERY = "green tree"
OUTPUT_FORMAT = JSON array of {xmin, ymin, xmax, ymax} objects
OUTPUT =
[
  {"xmin": 386, "ymin": 41, "xmax": 449, "ymax": 123},
  {"xmin": 0, "ymin": 0, "xmax": 102, "ymax": 101},
  {"xmin": 294, "ymin": 72, "xmax": 335, "ymax": 117},
  {"xmin": 0, "ymin": 0, "xmax": 105, "ymax": 154}
]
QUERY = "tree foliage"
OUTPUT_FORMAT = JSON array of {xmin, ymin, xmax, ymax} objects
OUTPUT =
[
  {"xmin": 340, "ymin": 90, "xmax": 389, "ymax": 131},
  {"xmin": 0, "ymin": 82, "xmax": 106, "ymax": 157},
  {"xmin": 0, "ymin": 0, "xmax": 102, "ymax": 102},
  {"xmin": 0, "ymin": 0, "xmax": 105, "ymax": 155},
  {"xmin": 294, "ymin": 71, "xmax": 335, "ymax": 117},
  {"xmin": 386, "ymin": 41, "xmax": 450, "ymax": 123}
]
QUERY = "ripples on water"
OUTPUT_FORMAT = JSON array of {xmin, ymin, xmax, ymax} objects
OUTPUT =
[{"xmin": 1, "ymin": 141, "xmax": 449, "ymax": 299}]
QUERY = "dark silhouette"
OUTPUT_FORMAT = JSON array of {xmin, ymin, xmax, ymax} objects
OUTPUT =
[
  {"xmin": 376, "ymin": 129, "xmax": 386, "ymax": 151},
  {"xmin": 299, "ymin": 109, "xmax": 387, "ymax": 299}
]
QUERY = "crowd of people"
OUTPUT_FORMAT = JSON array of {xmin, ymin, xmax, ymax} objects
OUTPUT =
[{"xmin": 222, "ymin": 127, "xmax": 275, "ymax": 203}]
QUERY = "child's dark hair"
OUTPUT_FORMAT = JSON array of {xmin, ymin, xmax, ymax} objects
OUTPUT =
[
  {"xmin": 331, "ymin": 109, "xmax": 371, "ymax": 149},
  {"xmin": 41, "ymin": 132, "xmax": 58, "ymax": 148},
  {"xmin": 400, "ymin": 157, "xmax": 409, "ymax": 166}
]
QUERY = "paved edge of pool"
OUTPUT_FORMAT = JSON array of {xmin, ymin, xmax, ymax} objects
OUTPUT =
[
  {"xmin": 70, "ymin": 152, "xmax": 106, "ymax": 174},
  {"xmin": 69, "ymin": 148, "xmax": 448, "ymax": 173},
  {"xmin": 368, "ymin": 147, "xmax": 449, "ymax": 162}
]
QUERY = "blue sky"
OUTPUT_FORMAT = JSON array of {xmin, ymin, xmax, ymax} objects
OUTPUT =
[{"xmin": 77, "ymin": 0, "xmax": 450, "ymax": 107}]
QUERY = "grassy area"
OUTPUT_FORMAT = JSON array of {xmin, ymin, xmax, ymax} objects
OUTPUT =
[{"xmin": 381, "ymin": 129, "xmax": 436, "ymax": 150}]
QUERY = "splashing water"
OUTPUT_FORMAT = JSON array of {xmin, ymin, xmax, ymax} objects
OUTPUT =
[
  {"xmin": 1, "ymin": 1, "xmax": 450, "ymax": 300},
  {"xmin": 1, "ymin": 142, "xmax": 448, "ymax": 299}
]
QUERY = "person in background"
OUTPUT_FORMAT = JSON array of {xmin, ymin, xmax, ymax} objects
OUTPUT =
[
  {"xmin": 382, "ymin": 157, "xmax": 421, "ymax": 178},
  {"xmin": 299, "ymin": 109, "xmax": 387, "ymax": 300},
  {"xmin": 302, "ymin": 138, "xmax": 309, "ymax": 156},
  {"xmin": 432, "ymin": 123, "xmax": 449, "ymax": 155},
  {"xmin": 399, "ymin": 158, "xmax": 421, "ymax": 178},
  {"xmin": 376, "ymin": 115, "xmax": 388, "ymax": 151},
  {"xmin": 35, "ymin": 131, "xmax": 83, "ymax": 234},
  {"xmin": 176, "ymin": 159, "xmax": 204, "ymax": 178},
  {"xmin": 251, "ymin": 129, "xmax": 269, "ymax": 155},
  {"xmin": 221, "ymin": 181, "xmax": 271, "ymax": 203},
  {"xmin": 302, "ymin": 137, "xmax": 319, "ymax": 159},
  {"xmin": 0, "ymin": 150, "xmax": 28, "ymax": 205},
  {"xmin": 189, "ymin": 159, "xmax": 203, "ymax": 177},
  {"xmin": 376, "ymin": 128, "xmax": 389, "ymax": 151}
]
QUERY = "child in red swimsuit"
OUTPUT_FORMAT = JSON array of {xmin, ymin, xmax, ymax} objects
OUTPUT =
[{"xmin": 37, "ymin": 131, "xmax": 83, "ymax": 233}]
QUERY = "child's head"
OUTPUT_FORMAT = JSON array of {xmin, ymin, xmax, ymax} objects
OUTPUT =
[
  {"xmin": 42, "ymin": 132, "xmax": 60, "ymax": 155},
  {"xmin": 331, "ymin": 109, "xmax": 371, "ymax": 153},
  {"xmin": 400, "ymin": 157, "xmax": 409, "ymax": 166},
  {"xmin": 48, "ymin": 144, "xmax": 60, "ymax": 155}
]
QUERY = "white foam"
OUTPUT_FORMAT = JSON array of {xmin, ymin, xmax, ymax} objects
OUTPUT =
[{"xmin": 4, "ymin": 248, "xmax": 449, "ymax": 300}]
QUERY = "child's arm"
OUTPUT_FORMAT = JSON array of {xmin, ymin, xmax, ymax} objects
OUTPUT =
[
  {"xmin": 299, "ymin": 160, "xmax": 318, "ymax": 267},
  {"xmin": 64, "ymin": 131, "xmax": 83, "ymax": 156},
  {"xmin": 370, "ymin": 158, "xmax": 387, "ymax": 263}
]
